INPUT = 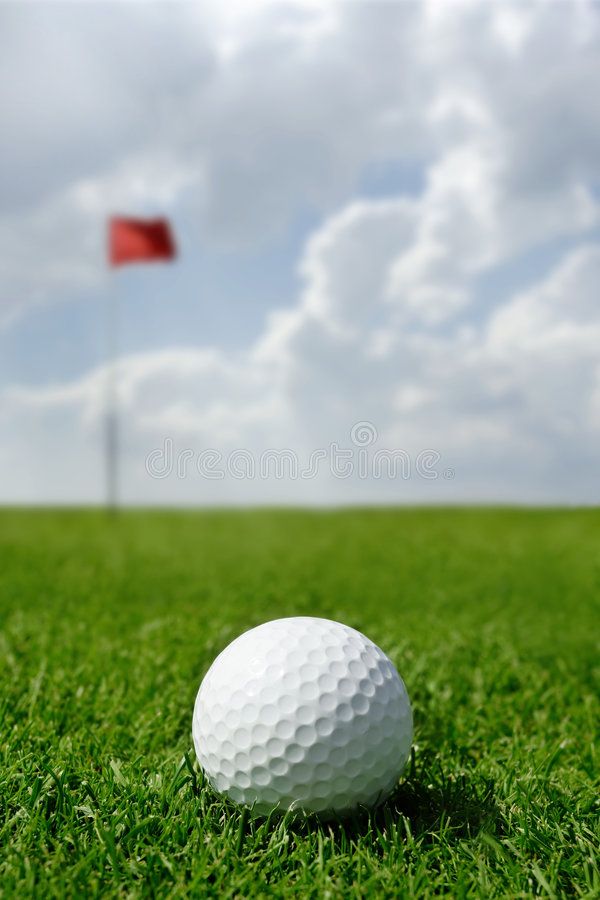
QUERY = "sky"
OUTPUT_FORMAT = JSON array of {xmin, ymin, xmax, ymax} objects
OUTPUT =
[{"xmin": 1, "ymin": 0, "xmax": 600, "ymax": 505}]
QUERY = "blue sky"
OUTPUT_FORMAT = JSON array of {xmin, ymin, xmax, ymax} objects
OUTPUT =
[{"xmin": 1, "ymin": 1, "xmax": 600, "ymax": 504}]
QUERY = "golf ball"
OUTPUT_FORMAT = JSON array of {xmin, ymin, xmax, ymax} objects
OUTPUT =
[{"xmin": 192, "ymin": 617, "xmax": 412, "ymax": 816}]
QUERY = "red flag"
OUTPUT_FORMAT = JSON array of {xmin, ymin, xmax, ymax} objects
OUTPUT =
[{"xmin": 108, "ymin": 216, "xmax": 176, "ymax": 267}]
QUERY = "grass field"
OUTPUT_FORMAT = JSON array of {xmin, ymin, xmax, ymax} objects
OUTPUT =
[{"xmin": 0, "ymin": 508, "xmax": 598, "ymax": 898}]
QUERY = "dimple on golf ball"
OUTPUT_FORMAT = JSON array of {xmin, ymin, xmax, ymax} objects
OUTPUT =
[{"xmin": 192, "ymin": 617, "xmax": 413, "ymax": 816}]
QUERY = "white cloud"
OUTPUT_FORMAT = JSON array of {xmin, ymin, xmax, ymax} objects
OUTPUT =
[
  {"xmin": 2, "ymin": 0, "xmax": 600, "ymax": 502},
  {"xmin": 0, "ymin": 1, "xmax": 433, "ymax": 323},
  {"xmin": 3, "ymin": 0, "xmax": 599, "ymax": 323},
  {"xmin": 5, "ymin": 215, "xmax": 600, "ymax": 501}
]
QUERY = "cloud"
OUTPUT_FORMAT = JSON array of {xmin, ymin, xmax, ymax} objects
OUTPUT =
[
  {"xmin": 0, "ymin": 3, "xmax": 215, "ymax": 212},
  {"xmin": 0, "ymin": 1, "xmax": 428, "ymax": 322},
  {"xmin": 5, "ymin": 212, "xmax": 600, "ymax": 501},
  {"xmin": 485, "ymin": 244, "xmax": 600, "ymax": 443},
  {"xmin": 3, "ymin": 0, "xmax": 599, "ymax": 324},
  {"xmin": 2, "ymin": 0, "xmax": 600, "ymax": 501}
]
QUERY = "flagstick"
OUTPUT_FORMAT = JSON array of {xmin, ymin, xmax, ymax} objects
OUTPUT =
[
  {"xmin": 106, "ymin": 214, "xmax": 175, "ymax": 510},
  {"xmin": 105, "ymin": 283, "xmax": 119, "ymax": 512}
]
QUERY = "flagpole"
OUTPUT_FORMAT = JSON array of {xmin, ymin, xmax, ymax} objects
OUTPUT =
[
  {"xmin": 106, "ymin": 214, "xmax": 176, "ymax": 510},
  {"xmin": 105, "ymin": 281, "xmax": 118, "ymax": 512}
]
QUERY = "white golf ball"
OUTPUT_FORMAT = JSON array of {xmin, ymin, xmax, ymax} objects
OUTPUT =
[{"xmin": 192, "ymin": 617, "xmax": 413, "ymax": 816}]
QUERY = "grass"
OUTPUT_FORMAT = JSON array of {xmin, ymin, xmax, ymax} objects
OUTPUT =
[{"xmin": 0, "ymin": 507, "xmax": 598, "ymax": 898}]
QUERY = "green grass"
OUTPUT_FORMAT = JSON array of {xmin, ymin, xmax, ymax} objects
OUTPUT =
[{"xmin": 0, "ymin": 508, "xmax": 598, "ymax": 898}]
